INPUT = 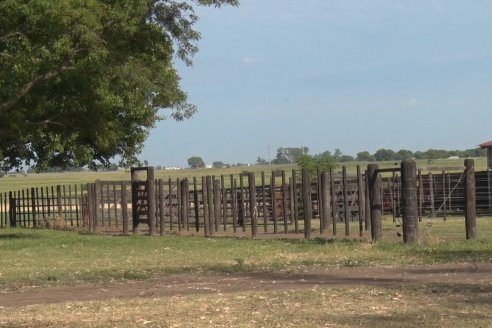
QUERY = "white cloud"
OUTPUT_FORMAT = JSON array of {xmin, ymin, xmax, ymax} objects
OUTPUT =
[
  {"xmin": 243, "ymin": 56, "xmax": 262, "ymax": 65},
  {"xmin": 406, "ymin": 98, "xmax": 418, "ymax": 105}
]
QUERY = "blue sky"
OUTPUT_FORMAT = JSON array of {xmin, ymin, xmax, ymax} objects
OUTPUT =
[{"xmin": 140, "ymin": 0, "xmax": 492, "ymax": 167}]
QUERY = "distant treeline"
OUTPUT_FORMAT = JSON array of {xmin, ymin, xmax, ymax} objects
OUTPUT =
[{"xmin": 258, "ymin": 147, "xmax": 486, "ymax": 165}]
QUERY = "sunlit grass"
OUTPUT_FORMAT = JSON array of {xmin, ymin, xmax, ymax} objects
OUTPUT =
[{"xmin": 0, "ymin": 216, "xmax": 491, "ymax": 290}]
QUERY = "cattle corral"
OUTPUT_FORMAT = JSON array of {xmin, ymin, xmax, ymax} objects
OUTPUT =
[{"xmin": 1, "ymin": 160, "xmax": 489, "ymax": 241}]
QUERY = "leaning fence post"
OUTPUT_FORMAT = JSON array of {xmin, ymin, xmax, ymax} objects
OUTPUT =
[
  {"xmin": 464, "ymin": 159, "xmax": 476, "ymax": 240},
  {"xmin": 368, "ymin": 164, "xmax": 382, "ymax": 241},
  {"xmin": 302, "ymin": 168, "xmax": 312, "ymax": 239},
  {"xmin": 401, "ymin": 160, "xmax": 419, "ymax": 244}
]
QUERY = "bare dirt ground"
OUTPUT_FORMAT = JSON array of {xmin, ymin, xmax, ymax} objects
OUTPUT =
[{"xmin": 1, "ymin": 262, "xmax": 491, "ymax": 308}]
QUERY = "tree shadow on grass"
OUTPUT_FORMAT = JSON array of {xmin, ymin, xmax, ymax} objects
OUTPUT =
[
  {"xmin": 417, "ymin": 249, "xmax": 492, "ymax": 262},
  {"xmin": 0, "ymin": 232, "xmax": 41, "ymax": 240}
]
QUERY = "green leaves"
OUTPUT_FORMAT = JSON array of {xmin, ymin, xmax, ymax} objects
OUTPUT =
[{"xmin": 0, "ymin": 0, "xmax": 237, "ymax": 171}]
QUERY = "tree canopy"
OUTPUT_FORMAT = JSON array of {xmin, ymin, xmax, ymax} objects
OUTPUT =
[
  {"xmin": 0, "ymin": 0, "xmax": 238, "ymax": 171},
  {"xmin": 187, "ymin": 156, "xmax": 205, "ymax": 169}
]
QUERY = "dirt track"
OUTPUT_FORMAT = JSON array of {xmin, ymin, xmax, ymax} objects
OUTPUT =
[{"xmin": 1, "ymin": 262, "xmax": 491, "ymax": 307}]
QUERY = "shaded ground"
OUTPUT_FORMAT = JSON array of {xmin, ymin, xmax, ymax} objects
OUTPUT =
[{"xmin": 1, "ymin": 262, "xmax": 491, "ymax": 308}]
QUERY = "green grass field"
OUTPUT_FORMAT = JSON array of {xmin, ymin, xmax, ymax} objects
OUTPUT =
[{"xmin": 0, "ymin": 157, "xmax": 487, "ymax": 194}]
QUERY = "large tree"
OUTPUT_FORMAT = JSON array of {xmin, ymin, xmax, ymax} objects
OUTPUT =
[{"xmin": 0, "ymin": 0, "xmax": 238, "ymax": 171}]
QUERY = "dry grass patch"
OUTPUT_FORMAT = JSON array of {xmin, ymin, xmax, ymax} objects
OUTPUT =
[{"xmin": 1, "ymin": 283, "xmax": 491, "ymax": 327}]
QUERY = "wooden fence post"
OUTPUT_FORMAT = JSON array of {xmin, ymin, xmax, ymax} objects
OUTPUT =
[
  {"xmin": 159, "ymin": 179, "xmax": 165, "ymax": 236},
  {"xmin": 342, "ymin": 166, "xmax": 350, "ymax": 237},
  {"xmin": 56, "ymin": 185, "xmax": 62, "ymax": 218},
  {"xmin": 262, "ymin": 171, "xmax": 268, "ymax": 233},
  {"xmin": 330, "ymin": 167, "xmax": 337, "ymax": 236},
  {"xmin": 213, "ymin": 178, "xmax": 221, "ymax": 232},
  {"xmin": 364, "ymin": 171, "xmax": 371, "ymax": 232},
  {"xmin": 418, "ymin": 169, "xmax": 423, "ymax": 222},
  {"xmin": 401, "ymin": 160, "xmax": 419, "ymax": 244},
  {"xmin": 282, "ymin": 170, "xmax": 288, "ymax": 233},
  {"xmin": 442, "ymin": 170, "xmax": 447, "ymax": 221},
  {"xmin": 9, "ymin": 191, "xmax": 16, "ymax": 228},
  {"xmin": 31, "ymin": 188, "xmax": 37, "ymax": 228},
  {"xmin": 94, "ymin": 180, "xmax": 100, "ymax": 231},
  {"xmin": 292, "ymin": 169, "xmax": 299, "ymax": 234},
  {"xmin": 357, "ymin": 165, "xmax": 364, "ymax": 238},
  {"xmin": 202, "ymin": 176, "xmax": 209, "ymax": 238},
  {"xmin": 206, "ymin": 176, "xmax": 214, "ymax": 237},
  {"xmin": 464, "ymin": 159, "xmax": 476, "ymax": 240},
  {"xmin": 121, "ymin": 183, "xmax": 129, "ymax": 236},
  {"xmin": 147, "ymin": 168, "xmax": 156, "ymax": 236},
  {"xmin": 176, "ymin": 178, "xmax": 182, "ymax": 231},
  {"xmin": 248, "ymin": 172, "xmax": 258, "ymax": 237},
  {"xmin": 193, "ymin": 177, "xmax": 200, "ymax": 232},
  {"xmin": 429, "ymin": 173, "xmax": 435, "ymax": 217},
  {"xmin": 302, "ymin": 169, "xmax": 312, "ymax": 239},
  {"xmin": 320, "ymin": 171, "xmax": 330, "ymax": 235},
  {"xmin": 271, "ymin": 172, "xmax": 277, "ymax": 234},
  {"xmin": 368, "ymin": 164, "xmax": 382, "ymax": 241}
]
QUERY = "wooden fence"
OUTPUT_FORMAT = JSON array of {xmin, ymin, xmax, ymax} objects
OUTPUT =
[{"xmin": 1, "ymin": 166, "xmax": 490, "ymax": 238}]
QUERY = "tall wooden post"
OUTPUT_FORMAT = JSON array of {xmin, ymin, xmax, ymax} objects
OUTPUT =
[
  {"xmin": 262, "ymin": 172, "xmax": 268, "ymax": 233},
  {"xmin": 428, "ymin": 173, "xmax": 435, "ymax": 217},
  {"xmin": 302, "ymin": 169, "xmax": 312, "ymax": 239},
  {"xmin": 464, "ymin": 159, "xmax": 476, "ymax": 240},
  {"xmin": 292, "ymin": 169, "xmax": 299, "ymax": 234},
  {"xmin": 121, "ymin": 182, "xmax": 129, "ymax": 236},
  {"xmin": 271, "ymin": 172, "xmax": 277, "ymax": 234},
  {"xmin": 147, "ymin": 167, "xmax": 156, "ymax": 236},
  {"xmin": 193, "ymin": 177, "xmax": 200, "ymax": 232},
  {"xmin": 159, "ymin": 179, "xmax": 165, "ymax": 236},
  {"xmin": 357, "ymin": 165, "xmax": 364, "ymax": 238},
  {"xmin": 248, "ymin": 172, "xmax": 258, "ymax": 237},
  {"xmin": 213, "ymin": 178, "xmax": 221, "ymax": 232},
  {"xmin": 330, "ymin": 167, "xmax": 337, "ymax": 236},
  {"xmin": 342, "ymin": 166, "xmax": 350, "ymax": 237},
  {"xmin": 401, "ymin": 160, "xmax": 419, "ymax": 244},
  {"xmin": 206, "ymin": 176, "xmax": 214, "ymax": 237},
  {"xmin": 364, "ymin": 171, "xmax": 371, "ymax": 232},
  {"xmin": 31, "ymin": 188, "xmax": 37, "ymax": 228},
  {"xmin": 418, "ymin": 169, "xmax": 423, "ymax": 222},
  {"xmin": 368, "ymin": 164, "xmax": 382, "ymax": 241},
  {"xmin": 202, "ymin": 176, "xmax": 209, "ymax": 238},
  {"xmin": 320, "ymin": 171, "xmax": 331, "ymax": 235},
  {"xmin": 442, "ymin": 170, "xmax": 447, "ymax": 221}
]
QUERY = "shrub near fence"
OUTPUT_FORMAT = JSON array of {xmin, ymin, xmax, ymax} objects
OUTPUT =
[{"xmin": 1, "ymin": 163, "xmax": 488, "ymax": 240}]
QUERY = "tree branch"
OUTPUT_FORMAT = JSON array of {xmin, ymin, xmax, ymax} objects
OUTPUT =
[{"xmin": 0, "ymin": 64, "xmax": 74, "ymax": 114}]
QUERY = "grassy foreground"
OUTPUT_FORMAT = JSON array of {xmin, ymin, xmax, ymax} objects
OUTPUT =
[
  {"xmin": 0, "ymin": 218, "xmax": 491, "ymax": 291},
  {"xmin": 2, "ymin": 284, "xmax": 491, "ymax": 327},
  {"xmin": 0, "ymin": 218, "xmax": 491, "ymax": 327}
]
